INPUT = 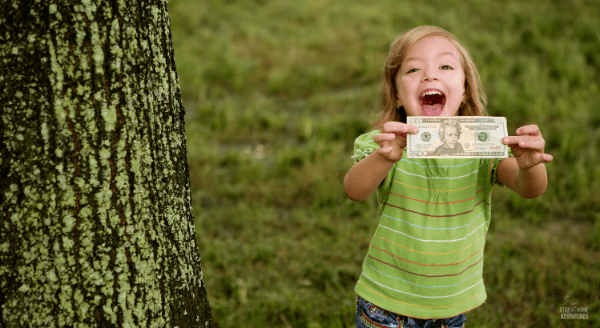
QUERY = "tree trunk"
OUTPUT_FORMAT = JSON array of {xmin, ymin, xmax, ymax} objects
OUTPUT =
[{"xmin": 0, "ymin": 1, "xmax": 212, "ymax": 327}]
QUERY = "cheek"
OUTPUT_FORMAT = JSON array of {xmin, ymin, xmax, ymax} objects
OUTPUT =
[
  {"xmin": 395, "ymin": 82, "xmax": 407, "ymax": 102},
  {"xmin": 450, "ymin": 72, "xmax": 464, "ymax": 86},
  {"xmin": 397, "ymin": 76, "xmax": 416, "ymax": 99}
]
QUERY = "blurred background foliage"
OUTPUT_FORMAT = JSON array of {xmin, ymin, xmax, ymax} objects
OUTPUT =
[{"xmin": 169, "ymin": 0, "xmax": 599, "ymax": 326}]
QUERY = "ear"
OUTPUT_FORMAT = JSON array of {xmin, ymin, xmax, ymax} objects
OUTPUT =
[{"xmin": 396, "ymin": 92, "xmax": 403, "ymax": 108}]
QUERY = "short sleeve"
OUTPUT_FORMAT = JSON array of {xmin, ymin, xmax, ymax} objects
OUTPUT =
[
  {"xmin": 489, "ymin": 157, "xmax": 503, "ymax": 186},
  {"xmin": 351, "ymin": 130, "xmax": 381, "ymax": 164},
  {"xmin": 489, "ymin": 148, "xmax": 514, "ymax": 187},
  {"xmin": 350, "ymin": 130, "xmax": 394, "ymax": 214}
]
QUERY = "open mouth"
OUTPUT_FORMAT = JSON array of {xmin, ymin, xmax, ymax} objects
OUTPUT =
[{"xmin": 419, "ymin": 89, "xmax": 446, "ymax": 115}]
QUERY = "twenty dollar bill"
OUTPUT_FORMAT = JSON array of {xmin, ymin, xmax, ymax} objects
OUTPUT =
[{"xmin": 406, "ymin": 116, "xmax": 508, "ymax": 158}]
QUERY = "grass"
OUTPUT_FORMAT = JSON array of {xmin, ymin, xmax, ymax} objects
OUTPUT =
[{"xmin": 170, "ymin": 0, "xmax": 600, "ymax": 326}]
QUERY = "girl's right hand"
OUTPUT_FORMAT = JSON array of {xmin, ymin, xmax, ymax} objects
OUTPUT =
[{"xmin": 373, "ymin": 122, "xmax": 419, "ymax": 162}]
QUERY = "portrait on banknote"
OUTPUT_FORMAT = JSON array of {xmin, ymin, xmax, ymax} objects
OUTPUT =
[{"xmin": 429, "ymin": 119, "xmax": 465, "ymax": 156}]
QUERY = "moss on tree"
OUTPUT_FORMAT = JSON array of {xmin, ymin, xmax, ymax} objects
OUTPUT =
[{"xmin": 0, "ymin": 1, "xmax": 212, "ymax": 327}]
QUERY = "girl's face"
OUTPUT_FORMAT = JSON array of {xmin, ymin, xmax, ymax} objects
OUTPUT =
[{"xmin": 395, "ymin": 35, "xmax": 466, "ymax": 117}]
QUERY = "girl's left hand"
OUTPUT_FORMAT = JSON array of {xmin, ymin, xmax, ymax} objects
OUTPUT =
[{"xmin": 502, "ymin": 124, "xmax": 553, "ymax": 170}]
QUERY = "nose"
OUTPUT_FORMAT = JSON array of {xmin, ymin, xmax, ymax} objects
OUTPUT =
[{"xmin": 422, "ymin": 68, "xmax": 439, "ymax": 81}]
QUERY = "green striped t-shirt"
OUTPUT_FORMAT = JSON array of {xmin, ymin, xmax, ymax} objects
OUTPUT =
[{"xmin": 352, "ymin": 130, "xmax": 504, "ymax": 319}]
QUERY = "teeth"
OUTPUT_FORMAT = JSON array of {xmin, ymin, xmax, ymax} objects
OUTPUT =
[{"xmin": 421, "ymin": 90, "xmax": 443, "ymax": 97}]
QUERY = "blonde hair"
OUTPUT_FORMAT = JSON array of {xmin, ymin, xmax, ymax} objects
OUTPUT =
[{"xmin": 374, "ymin": 25, "xmax": 487, "ymax": 127}]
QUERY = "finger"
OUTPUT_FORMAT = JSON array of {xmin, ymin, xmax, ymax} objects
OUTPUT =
[
  {"xmin": 528, "ymin": 152, "xmax": 553, "ymax": 167},
  {"xmin": 502, "ymin": 136, "xmax": 522, "ymax": 146},
  {"xmin": 506, "ymin": 138, "xmax": 546, "ymax": 151},
  {"xmin": 406, "ymin": 124, "xmax": 419, "ymax": 135},
  {"xmin": 373, "ymin": 132, "xmax": 397, "ymax": 145},
  {"xmin": 382, "ymin": 122, "xmax": 419, "ymax": 135},
  {"xmin": 516, "ymin": 124, "xmax": 540, "ymax": 136},
  {"xmin": 375, "ymin": 132, "xmax": 406, "ymax": 151},
  {"xmin": 374, "ymin": 135, "xmax": 400, "ymax": 154},
  {"xmin": 503, "ymin": 135, "xmax": 545, "ymax": 149},
  {"xmin": 378, "ymin": 145, "xmax": 394, "ymax": 154}
]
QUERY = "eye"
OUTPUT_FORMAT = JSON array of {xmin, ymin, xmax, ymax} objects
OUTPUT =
[
  {"xmin": 440, "ymin": 65, "xmax": 453, "ymax": 70},
  {"xmin": 407, "ymin": 68, "xmax": 419, "ymax": 74}
]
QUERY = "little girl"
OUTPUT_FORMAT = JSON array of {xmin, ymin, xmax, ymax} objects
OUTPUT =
[{"xmin": 344, "ymin": 26, "xmax": 552, "ymax": 328}]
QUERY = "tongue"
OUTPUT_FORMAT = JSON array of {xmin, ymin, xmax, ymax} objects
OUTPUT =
[
  {"xmin": 420, "ymin": 94, "xmax": 444, "ymax": 116},
  {"xmin": 421, "ymin": 103, "xmax": 443, "ymax": 115}
]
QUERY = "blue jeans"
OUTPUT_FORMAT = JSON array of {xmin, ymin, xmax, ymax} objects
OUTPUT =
[{"xmin": 355, "ymin": 296, "xmax": 467, "ymax": 328}]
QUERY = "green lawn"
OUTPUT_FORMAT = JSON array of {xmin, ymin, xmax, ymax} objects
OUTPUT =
[{"xmin": 169, "ymin": 0, "xmax": 600, "ymax": 326}]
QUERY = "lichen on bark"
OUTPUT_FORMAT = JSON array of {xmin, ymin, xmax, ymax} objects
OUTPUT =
[{"xmin": 0, "ymin": 1, "xmax": 212, "ymax": 327}]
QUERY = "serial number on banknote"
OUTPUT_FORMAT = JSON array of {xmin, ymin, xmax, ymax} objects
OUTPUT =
[{"xmin": 406, "ymin": 116, "xmax": 508, "ymax": 158}]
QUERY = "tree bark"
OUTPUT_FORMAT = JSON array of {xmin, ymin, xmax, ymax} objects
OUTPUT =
[{"xmin": 0, "ymin": 1, "xmax": 212, "ymax": 327}]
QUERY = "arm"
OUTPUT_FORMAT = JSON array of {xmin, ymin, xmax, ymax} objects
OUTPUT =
[
  {"xmin": 344, "ymin": 122, "xmax": 418, "ymax": 201},
  {"xmin": 498, "ymin": 124, "xmax": 553, "ymax": 198},
  {"xmin": 496, "ymin": 157, "xmax": 548, "ymax": 198},
  {"xmin": 344, "ymin": 151, "xmax": 395, "ymax": 201}
]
